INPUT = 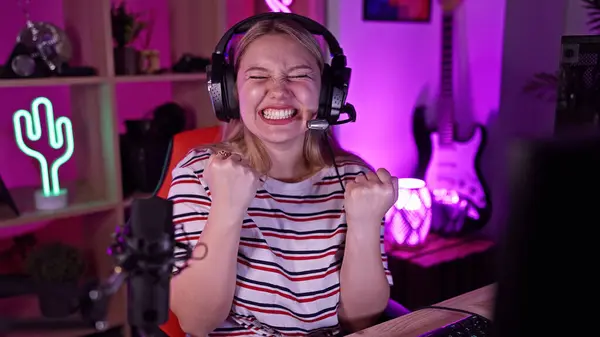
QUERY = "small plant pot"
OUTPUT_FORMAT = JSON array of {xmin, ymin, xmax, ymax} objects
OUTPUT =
[
  {"xmin": 36, "ymin": 281, "xmax": 79, "ymax": 318},
  {"xmin": 114, "ymin": 46, "xmax": 140, "ymax": 75}
]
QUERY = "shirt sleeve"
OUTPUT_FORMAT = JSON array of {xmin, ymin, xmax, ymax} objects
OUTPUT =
[
  {"xmin": 168, "ymin": 164, "xmax": 212, "ymax": 275},
  {"xmin": 381, "ymin": 218, "xmax": 394, "ymax": 285}
]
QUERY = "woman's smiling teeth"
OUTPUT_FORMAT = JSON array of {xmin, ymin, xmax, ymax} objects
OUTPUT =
[{"xmin": 261, "ymin": 108, "xmax": 297, "ymax": 120}]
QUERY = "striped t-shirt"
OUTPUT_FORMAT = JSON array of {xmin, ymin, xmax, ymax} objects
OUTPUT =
[{"xmin": 169, "ymin": 148, "xmax": 393, "ymax": 337}]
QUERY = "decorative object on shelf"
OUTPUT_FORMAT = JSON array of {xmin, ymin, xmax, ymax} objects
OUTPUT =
[
  {"xmin": 363, "ymin": 0, "xmax": 432, "ymax": 22},
  {"xmin": 172, "ymin": 53, "xmax": 210, "ymax": 73},
  {"xmin": 265, "ymin": 0, "xmax": 293, "ymax": 12},
  {"xmin": 140, "ymin": 49, "xmax": 160, "ymax": 74},
  {"xmin": 0, "ymin": 175, "xmax": 20, "ymax": 220},
  {"xmin": 111, "ymin": 1, "xmax": 147, "ymax": 75},
  {"xmin": 0, "ymin": 0, "xmax": 76, "ymax": 78},
  {"xmin": 16, "ymin": 22, "xmax": 73, "ymax": 74},
  {"xmin": 25, "ymin": 242, "xmax": 85, "ymax": 318},
  {"xmin": 385, "ymin": 178, "xmax": 432, "ymax": 248},
  {"xmin": 120, "ymin": 102, "xmax": 188, "ymax": 196},
  {"xmin": 139, "ymin": 9, "xmax": 160, "ymax": 74},
  {"xmin": 13, "ymin": 97, "xmax": 74, "ymax": 211},
  {"xmin": 0, "ymin": 23, "xmax": 73, "ymax": 79}
]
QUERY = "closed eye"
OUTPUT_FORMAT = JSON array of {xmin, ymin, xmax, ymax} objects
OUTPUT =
[
  {"xmin": 289, "ymin": 74, "xmax": 310, "ymax": 79},
  {"xmin": 249, "ymin": 76, "xmax": 268, "ymax": 79}
]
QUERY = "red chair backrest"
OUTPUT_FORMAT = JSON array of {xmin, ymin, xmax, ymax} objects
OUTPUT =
[
  {"xmin": 157, "ymin": 126, "xmax": 221, "ymax": 337},
  {"xmin": 155, "ymin": 126, "xmax": 221, "ymax": 199}
]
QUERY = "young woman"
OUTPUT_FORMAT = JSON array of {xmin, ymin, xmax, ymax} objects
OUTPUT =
[{"xmin": 168, "ymin": 17, "xmax": 398, "ymax": 337}]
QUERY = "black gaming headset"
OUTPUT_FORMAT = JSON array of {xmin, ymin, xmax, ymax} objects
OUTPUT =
[{"xmin": 206, "ymin": 12, "xmax": 357, "ymax": 130}]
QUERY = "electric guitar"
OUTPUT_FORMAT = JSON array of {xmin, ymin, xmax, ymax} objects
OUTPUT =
[{"xmin": 414, "ymin": 0, "xmax": 492, "ymax": 233}]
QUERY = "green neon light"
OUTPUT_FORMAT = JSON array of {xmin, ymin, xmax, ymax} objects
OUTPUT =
[{"xmin": 13, "ymin": 97, "xmax": 74, "ymax": 197}]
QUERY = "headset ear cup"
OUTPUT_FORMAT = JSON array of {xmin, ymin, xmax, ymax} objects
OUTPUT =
[
  {"xmin": 223, "ymin": 65, "xmax": 239, "ymax": 120},
  {"xmin": 207, "ymin": 63, "xmax": 227, "ymax": 122},
  {"xmin": 318, "ymin": 64, "xmax": 333, "ymax": 122}
]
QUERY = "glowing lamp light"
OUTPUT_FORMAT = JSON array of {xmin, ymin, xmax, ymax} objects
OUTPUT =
[
  {"xmin": 13, "ymin": 97, "xmax": 74, "ymax": 211},
  {"xmin": 265, "ymin": 0, "xmax": 293, "ymax": 13},
  {"xmin": 385, "ymin": 178, "xmax": 432, "ymax": 247}
]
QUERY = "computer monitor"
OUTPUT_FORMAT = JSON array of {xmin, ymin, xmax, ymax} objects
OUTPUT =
[{"xmin": 492, "ymin": 131, "xmax": 600, "ymax": 336}]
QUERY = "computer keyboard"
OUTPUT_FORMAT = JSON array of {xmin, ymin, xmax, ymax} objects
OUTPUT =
[{"xmin": 418, "ymin": 314, "xmax": 492, "ymax": 337}]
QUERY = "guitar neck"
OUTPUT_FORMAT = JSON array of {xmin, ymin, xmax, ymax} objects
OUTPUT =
[{"xmin": 438, "ymin": 11, "xmax": 455, "ymax": 145}]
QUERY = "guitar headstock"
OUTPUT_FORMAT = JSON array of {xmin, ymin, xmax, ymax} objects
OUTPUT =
[{"xmin": 439, "ymin": 0, "xmax": 463, "ymax": 12}]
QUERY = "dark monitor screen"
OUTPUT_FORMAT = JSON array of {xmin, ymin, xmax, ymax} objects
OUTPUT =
[{"xmin": 492, "ymin": 131, "xmax": 600, "ymax": 336}]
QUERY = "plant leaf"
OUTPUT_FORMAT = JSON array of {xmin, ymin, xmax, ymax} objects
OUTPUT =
[
  {"xmin": 582, "ymin": 0, "xmax": 600, "ymax": 32},
  {"xmin": 523, "ymin": 72, "xmax": 559, "ymax": 102}
]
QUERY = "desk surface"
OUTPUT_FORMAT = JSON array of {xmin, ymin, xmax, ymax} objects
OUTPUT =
[{"xmin": 348, "ymin": 284, "xmax": 495, "ymax": 337}]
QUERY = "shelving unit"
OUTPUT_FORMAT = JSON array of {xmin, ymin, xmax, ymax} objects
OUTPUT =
[{"xmin": 0, "ymin": 0, "xmax": 226, "ymax": 336}]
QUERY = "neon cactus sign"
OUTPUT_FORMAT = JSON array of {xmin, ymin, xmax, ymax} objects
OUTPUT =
[
  {"xmin": 13, "ymin": 97, "xmax": 74, "ymax": 203},
  {"xmin": 265, "ymin": 0, "xmax": 293, "ymax": 13}
]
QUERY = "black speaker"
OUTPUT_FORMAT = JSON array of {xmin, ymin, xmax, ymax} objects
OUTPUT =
[{"xmin": 555, "ymin": 35, "xmax": 600, "ymax": 134}]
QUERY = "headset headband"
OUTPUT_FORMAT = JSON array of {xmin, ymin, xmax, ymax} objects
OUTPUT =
[{"xmin": 213, "ymin": 12, "xmax": 344, "ymax": 59}]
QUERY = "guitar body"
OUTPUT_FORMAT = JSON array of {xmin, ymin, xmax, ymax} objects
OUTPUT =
[{"xmin": 424, "ymin": 124, "xmax": 492, "ymax": 233}]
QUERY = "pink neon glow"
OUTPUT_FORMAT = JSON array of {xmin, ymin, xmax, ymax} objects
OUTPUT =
[
  {"xmin": 265, "ymin": 0, "xmax": 293, "ymax": 13},
  {"xmin": 385, "ymin": 178, "xmax": 432, "ymax": 247}
]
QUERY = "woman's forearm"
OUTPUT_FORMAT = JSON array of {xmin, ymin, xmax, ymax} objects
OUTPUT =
[
  {"xmin": 338, "ymin": 222, "xmax": 390, "ymax": 333},
  {"xmin": 170, "ymin": 203, "xmax": 243, "ymax": 336}
]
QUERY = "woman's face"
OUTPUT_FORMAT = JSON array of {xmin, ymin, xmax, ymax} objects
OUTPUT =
[{"xmin": 236, "ymin": 33, "xmax": 321, "ymax": 147}]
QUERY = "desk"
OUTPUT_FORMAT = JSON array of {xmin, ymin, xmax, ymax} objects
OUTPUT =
[{"xmin": 349, "ymin": 284, "xmax": 495, "ymax": 337}]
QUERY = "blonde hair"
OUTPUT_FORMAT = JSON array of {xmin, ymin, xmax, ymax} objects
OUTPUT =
[{"xmin": 210, "ymin": 18, "xmax": 364, "ymax": 174}]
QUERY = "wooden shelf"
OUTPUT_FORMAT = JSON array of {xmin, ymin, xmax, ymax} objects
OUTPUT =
[
  {"xmin": 0, "ymin": 73, "xmax": 208, "ymax": 88},
  {"xmin": 114, "ymin": 73, "xmax": 207, "ymax": 83},
  {"xmin": 0, "ymin": 77, "xmax": 107, "ymax": 88},
  {"xmin": 0, "ymin": 182, "xmax": 118, "ymax": 228}
]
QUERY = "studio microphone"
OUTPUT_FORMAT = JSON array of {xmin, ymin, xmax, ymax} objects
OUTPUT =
[{"xmin": 123, "ymin": 196, "xmax": 174, "ymax": 332}]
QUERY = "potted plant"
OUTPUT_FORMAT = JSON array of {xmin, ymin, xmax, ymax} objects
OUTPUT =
[
  {"xmin": 25, "ymin": 242, "xmax": 86, "ymax": 318},
  {"xmin": 111, "ymin": 1, "xmax": 146, "ymax": 75}
]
